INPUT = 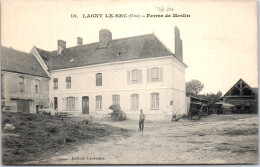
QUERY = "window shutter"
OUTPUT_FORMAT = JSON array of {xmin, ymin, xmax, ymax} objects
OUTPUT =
[
  {"xmin": 137, "ymin": 94, "xmax": 139, "ymax": 109},
  {"xmin": 138, "ymin": 70, "xmax": 142, "ymax": 83},
  {"xmin": 63, "ymin": 97, "xmax": 66, "ymax": 110},
  {"xmin": 127, "ymin": 71, "xmax": 130, "ymax": 84},
  {"xmin": 147, "ymin": 69, "xmax": 151, "ymax": 83},
  {"xmin": 159, "ymin": 68, "xmax": 163, "ymax": 82},
  {"xmin": 75, "ymin": 97, "xmax": 78, "ymax": 110},
  {"xmin": 131, "ymin": 94, "xmax": 133, "ymax": 110},
  {"xmin": 150, "ymin": 93, "xmax": 152, "ymax": 108}
]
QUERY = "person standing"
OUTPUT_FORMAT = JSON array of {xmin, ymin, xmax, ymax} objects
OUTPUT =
[{"xmin": 139, "ymin": 109, "xmax": 146, "ymax": 131}]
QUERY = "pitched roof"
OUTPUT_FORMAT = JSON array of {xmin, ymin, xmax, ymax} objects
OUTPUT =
[
  {"xmin": 251, "ymin": 88, "xmax": 258, "ymax": 95},
  {"xmin": 1, "ymin": 46, "xmax": 49, "ymax": 78},
  {"xmin": 35, "ymin": 34, "xmax": 187, "ymax": 70},
  {"xmin": 223, "ymin": 78, "xmax": 257, "ymax": 97}
]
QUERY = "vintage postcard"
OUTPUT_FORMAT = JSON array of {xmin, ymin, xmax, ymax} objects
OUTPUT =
[{"xmin": 1, "ymin": 0, "xmax": 258, "ymax": 165}]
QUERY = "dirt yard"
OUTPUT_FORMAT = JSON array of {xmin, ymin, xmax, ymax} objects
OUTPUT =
[
  {"xmin": 2, "ymin": 112, "xmax": 130, "ymax": 165},
  {"xmin": 29, "ymin": 114, "xmax": 258, "ymax": 165}
]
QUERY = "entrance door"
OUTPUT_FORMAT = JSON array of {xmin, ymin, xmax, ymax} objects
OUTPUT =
[
  {"xmin": 82, "ymin": 96, "xmax": 89, "ymax": 114},
  {"xmin": 17, "ymin": 100, "xmax": 29, "ymax": 113},
  {"xmin": 54, "ymin": 97, "xmax": 58, "ymax": 110}
]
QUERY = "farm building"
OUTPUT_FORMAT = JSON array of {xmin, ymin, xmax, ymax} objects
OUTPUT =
[
  {"xmin": 221, "ymin": 79, "xmax": 258, "ymax": 113},
  {"xmin": 30, "ymin": 27, "xmax": 188, "ymax": 120},
  {"xmin": 1, "ymin": 47, "xmax": 50, "ymax": 113}
]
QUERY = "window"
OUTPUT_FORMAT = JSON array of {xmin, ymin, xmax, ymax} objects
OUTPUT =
[
  {"xmin": 131, "ymin": 69, "xmax": 138, "ymax": 84},
  {"xmin": 96, "ymin": 95, "xmax": 102, "ymax": 110},
  {"xmin": 35, "ymin": 85, "xmax": 38, "ymax": 93},
  {"xmin": 151, "ymin": 67, "xmax": 159, "ymax": 82},
  {"xmin": 147, "ymin": 67, "xmax": 163, "ymax": 82},
  {"xmin": 127, "ymin": 69, "xmax": 142, "ymax": 84},
  {"xmin": 18, "ymin": 77, "xmax": 24, "ymax": 92},
  {"xmin": 66, "ymin": 76, "xmax": 71, "ymax": 89},
  {"xmin": 35, "ymin": 79, "xmax": 40, "ymax": 93},
  {"xmin": 112, "ymin": 94, "xmax": 120, "ymax": 105},
  {"xmin": 151, "ymin": 92, "xmax": 159, "ymax": 109},
  {"xmin": 131, "ymin": 94, "xmax": 139, "ymax": 110},
  {"xmin": 96, "ymin": 73, "xmax": 102, "ymax": 86},
  {"xmin": 66, "ymin": 97, "xmax": 75, "ymax": 110},
  {"xmin": 53, "ymin": 78, "xmax": 58, "ymax": 90}
]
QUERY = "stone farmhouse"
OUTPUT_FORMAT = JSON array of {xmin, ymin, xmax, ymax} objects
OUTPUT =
[
  {"xmin": 2, "ymin": 27, "xmax": 187, "ymax": 120},
  {"xmin": 1, "ymin": 47, "xmax": 49, "ymax": 113}
]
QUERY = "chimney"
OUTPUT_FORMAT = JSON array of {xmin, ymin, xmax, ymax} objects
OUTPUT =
[
  {"xmin": 174, "ymin": 27, "xmax": 183, "ymax": 61},
  {"xmin": 57, "ymin": 40, "xmax": 66, "ymax": 55},
  {"xmin": 77, "ymin": 37, "xmax": 83, "ymax": 46},
  {"xmin": 99, "ymin": 29, "xmax": 112, "ymax": 48}
]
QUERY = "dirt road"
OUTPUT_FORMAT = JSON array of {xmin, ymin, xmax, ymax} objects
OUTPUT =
[{"xmin": 30, "ymin": 114, "xmax": 258, "ymax": 165}]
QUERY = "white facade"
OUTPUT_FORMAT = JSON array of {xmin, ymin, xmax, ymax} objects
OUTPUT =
[{"xmin": 48, "ymin": 56, "xmax": 186, "ymax": 120}]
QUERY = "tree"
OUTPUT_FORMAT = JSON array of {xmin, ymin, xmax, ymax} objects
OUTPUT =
[
  {"xmin": 186, "ymin": 79, "xmax": 204, "ymax": 96},
  {"xmin": 217, "ymin": 91, "xmax": 222, "ymax": 97},
  {"xmin": 198, "ymin": 91, "xmax": 223, "ymax": 104}
]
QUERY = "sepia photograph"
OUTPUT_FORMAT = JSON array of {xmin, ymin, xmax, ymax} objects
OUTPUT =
[{"xmin": 1, "ymin": 0, "xmax": 258, "ymax": 165}]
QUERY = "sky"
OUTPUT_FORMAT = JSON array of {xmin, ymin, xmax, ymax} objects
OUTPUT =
[{"xmin": 1, "ymin": 0, "xmax": 258, "ymax": 94}]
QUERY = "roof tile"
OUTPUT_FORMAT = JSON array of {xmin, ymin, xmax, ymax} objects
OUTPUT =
[
  {"xmin": 1, "ymin": 46, "xmax": 49, "ymax": 77},
  {"xmin": 35, "ymin": 34, "xmax": 186, "ymax": 70}
]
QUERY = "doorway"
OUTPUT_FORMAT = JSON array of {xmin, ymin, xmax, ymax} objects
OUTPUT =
[
  {"xmin": 82, "ymin": 96, "xmax": 89, "ymax": 114},
  {"xmin": 17, "ymin": 100, "xmax": 29, "ymax": 113},
  {"xmin": 54, "ymin": 97, "xmax": 58, "ymax": 110}
]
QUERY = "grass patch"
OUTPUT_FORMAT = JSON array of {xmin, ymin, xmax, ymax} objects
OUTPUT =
[{"xmin": 2, "ymin": 112, "xmax": 129, "ymax": 165}]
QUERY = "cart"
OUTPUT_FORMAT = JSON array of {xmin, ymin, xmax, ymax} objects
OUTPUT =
[
  {"xmin": 188, "ymin": 102, "xmax": 203, "ymax": 120},
  {"xmin": 108, "ymin": 104, "xmax": 126, "ymax": 121}
]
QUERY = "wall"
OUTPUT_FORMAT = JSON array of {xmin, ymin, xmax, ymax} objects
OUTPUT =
[
  {"xmin": 49, "ymin": 56, "xmax": 186, "ymax": 120},
  {"xmin": 1, "ymin": 71, "xmax": 50, "ymax": 113},
  {"xmin": 172, "ymin": 57, "xmax": 187, "ymax": 116}
]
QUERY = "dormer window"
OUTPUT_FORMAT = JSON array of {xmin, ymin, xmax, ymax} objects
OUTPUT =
[{"xmin": 117, "ymin": 52, "xmax": 122, "ymax": 56}]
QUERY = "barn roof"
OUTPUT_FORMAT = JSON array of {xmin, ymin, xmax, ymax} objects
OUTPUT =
[
  {"xmin": 1, "ymin": 46, "xmax": 49, "ymax": 78},
  {"xmin": 34, "ymin": 34, "xmax": 187, "ymax": 70},
  {"xmin": 251, "ymin": 88, "xmax": 258, "ymax": 95},
  {"xmin": 223, "ymin": 78, "xmax": 257, "ymax": 97}
]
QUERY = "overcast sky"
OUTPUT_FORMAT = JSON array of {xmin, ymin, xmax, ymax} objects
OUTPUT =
[{"xmin": 2, "ymin": 0, "xmax": 258, "ymax": 94}]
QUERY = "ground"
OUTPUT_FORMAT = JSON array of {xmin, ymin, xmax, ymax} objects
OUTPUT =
[
  {"xmin": 27, "ymin": 114, "xmax": 258, "ymax": 165},
  {"xmin": 2, "ymin": 112, "xmax": 129, "ymax": 165}
]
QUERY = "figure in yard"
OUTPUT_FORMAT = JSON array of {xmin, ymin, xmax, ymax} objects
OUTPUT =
[{"xmin": 139, "ymin": 109, "xmax": 146, "ymax": 131}]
